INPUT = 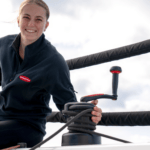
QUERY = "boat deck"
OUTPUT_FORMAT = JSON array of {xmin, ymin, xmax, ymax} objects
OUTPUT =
[{"xmin": 13, "ymin": 143, "xmax": 150, "ymax": 150}]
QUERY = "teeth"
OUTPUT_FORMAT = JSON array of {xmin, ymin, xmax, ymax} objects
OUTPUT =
[{"xmin": 26, "ymin": 29, "xmax": 35, "ymax": 33}]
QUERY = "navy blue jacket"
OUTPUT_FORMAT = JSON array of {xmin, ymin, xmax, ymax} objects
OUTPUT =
[{"xmin": 0, "ymin": 33, "xmax": 77, "ymax": 135}]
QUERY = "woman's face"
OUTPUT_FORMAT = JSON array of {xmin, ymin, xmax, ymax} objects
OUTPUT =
[{"xmin": 17, "ymin": 4, "xmax": 49, "ymax": 44}]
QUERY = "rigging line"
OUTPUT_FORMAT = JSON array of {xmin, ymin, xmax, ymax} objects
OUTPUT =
[
  {"xmin": 29, "ymin": 109, "xmax": 92, "ymax": 150},
  {"xmin": 30, "ymin": 109, "xmax": 131, "ymax": 150}
]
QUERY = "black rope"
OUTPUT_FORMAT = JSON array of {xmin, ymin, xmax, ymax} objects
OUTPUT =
[
  {"xmin": 31, "ymin": 109, "xmax": 131, "ymax": 150},
  {"xmin": 66, "ymin": 39, "xmax": 150, "ymax": 70},
  {"xmin": 63, "ymin": 110, "xmax": 96, "ymax": 131},
  {"xmin": 63, "ymin": 110, "xmax": 131, "ymax": 144},
  {"xmin": 29, "ymin": 109, "xmax": 93, "ymax": 150},
  {"xmin": 98, "ymin": 111, "xmax": 150, "ymax": 126},
  {"xmin": 47, "ymin": 111, "xmax": 150, "ymax": 126},
  {"xmin": 69, "ymin": 127, "xmax": 130, "ymax": 143}
]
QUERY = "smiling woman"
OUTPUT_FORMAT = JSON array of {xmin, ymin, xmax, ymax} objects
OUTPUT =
[
  {"xmin": 0, "ymin": 0, "xmax": 77, "ymax": 148},
  {"xmin": 0, "ymin": 0, "xmax": 102, "ymax": 149},
  {"xmin": 17, "ymin": 3, "xmax": 49, "ymax": 59}
]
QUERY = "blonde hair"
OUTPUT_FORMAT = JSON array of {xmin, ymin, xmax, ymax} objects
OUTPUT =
[{"xmin": 19, "ymin": 0, "xmax": 50, "ymax": 20}]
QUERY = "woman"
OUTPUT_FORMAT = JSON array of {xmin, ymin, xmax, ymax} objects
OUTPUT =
[{"xmin": 0, "ymin": 0, "xmax": 102, "ymax": 149}]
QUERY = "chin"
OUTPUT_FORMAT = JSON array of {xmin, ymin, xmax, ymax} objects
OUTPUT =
[{"xmin": 24, "ymin": 35, "xmax": 39, "ymax": 42}]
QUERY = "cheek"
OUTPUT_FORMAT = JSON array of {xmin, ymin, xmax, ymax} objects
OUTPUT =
[
  {"xmin": 38, "ymin": 25, "xmax": 46, "ymax": 32},
  {"xmin": 19, "ymin": 21, "xmax": 26, "ymax": 29}
]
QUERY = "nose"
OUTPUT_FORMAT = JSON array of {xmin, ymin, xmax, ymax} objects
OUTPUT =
[{"xmin": 28, "ymin": 19, "xmax": 35, "ymax": 26}]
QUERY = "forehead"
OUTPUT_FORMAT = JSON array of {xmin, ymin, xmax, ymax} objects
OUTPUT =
[{"xmin": 21, "ymin": 4, "xmax": 46, "ymax": 18}]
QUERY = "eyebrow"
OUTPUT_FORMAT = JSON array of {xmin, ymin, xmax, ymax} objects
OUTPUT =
[{"xmin": 23, "ymin": 13, "xmax": 44, "ymax": 19}]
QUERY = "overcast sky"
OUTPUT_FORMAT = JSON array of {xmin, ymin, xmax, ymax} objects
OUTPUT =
[{"xmin": 1, "ymin": 0, "xmax": 150, "ymax": 148}]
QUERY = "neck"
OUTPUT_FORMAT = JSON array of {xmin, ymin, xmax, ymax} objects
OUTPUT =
[
  {"xmin": 19, "ymin": 38, "xmax": 36, "ymax": 53},
  {"xmin": 19, "ymin": 37, "xmax": 38, "ymax": 60},
  {"xmin": 19, "ymin": 43, "xmax": 25, "ymax": 52},
  {"xmin": 19, "ymin": 41, "xmax": 26, "ymax": 60}
]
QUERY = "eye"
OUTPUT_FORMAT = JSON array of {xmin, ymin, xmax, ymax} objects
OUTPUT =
[
  {"xmin": 23, "ymin": 16, "xmax": 29, "ymax": 19},
  {"xmin": 36, "ymin": 19, "xmax": 42, "ymax": 21}
]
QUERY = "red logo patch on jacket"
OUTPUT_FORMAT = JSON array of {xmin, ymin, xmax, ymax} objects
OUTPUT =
[{"xmin": 19, "ymin": 75, "xmax": 31, "ymax": 82}]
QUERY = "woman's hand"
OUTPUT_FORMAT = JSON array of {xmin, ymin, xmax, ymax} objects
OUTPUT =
[{"xmin": 90, "ymin": 100, "xmax": 102, "ymax": 124}]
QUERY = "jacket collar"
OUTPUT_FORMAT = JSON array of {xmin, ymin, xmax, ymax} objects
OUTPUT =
[{"xmin": 12, "ymin": 33, "xmax": 47, "ymax": 58}]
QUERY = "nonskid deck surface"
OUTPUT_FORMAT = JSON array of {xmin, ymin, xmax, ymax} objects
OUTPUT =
[{"xmin": 13, "ymin": 143, "xmax": 150, "ymax": 150}]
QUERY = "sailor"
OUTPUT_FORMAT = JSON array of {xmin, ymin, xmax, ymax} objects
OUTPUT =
[{"xmin": 0, "ymin": 0, "xmax": 102, "ymax": 149}]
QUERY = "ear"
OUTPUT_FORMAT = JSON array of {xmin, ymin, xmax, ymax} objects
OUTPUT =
[
  {"xmin": 44, "ymin": 21, "xmax": 49, "ymax": 31},
  {"xmin": 17, "ymin": 17, "xmax": 20, "ymax": 27}
]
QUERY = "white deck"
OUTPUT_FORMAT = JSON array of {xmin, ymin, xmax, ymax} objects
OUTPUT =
[{"xmin": 14, "ymin": 143, "xmax": 150, "ymax": 150}]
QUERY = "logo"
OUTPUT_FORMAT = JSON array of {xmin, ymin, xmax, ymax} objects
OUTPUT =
[{"xmin": 19, "ymin": 75, "xmax": 31, "ymax": 82}]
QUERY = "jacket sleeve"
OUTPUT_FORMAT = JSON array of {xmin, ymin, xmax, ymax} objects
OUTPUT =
[{"xmin": 47, "ymin": 53, "xmax": 78, "ymax": 111}]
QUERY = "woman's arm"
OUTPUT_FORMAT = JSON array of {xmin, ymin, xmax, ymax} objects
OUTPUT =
[{"xmin": 45, "ymin": 52, "xmax": 77, "ymax": 111}]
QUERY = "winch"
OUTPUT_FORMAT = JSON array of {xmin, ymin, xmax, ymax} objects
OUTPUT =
[{"xmin": 61, "ymin": 66, "xmax": 122, "ymax": 146}]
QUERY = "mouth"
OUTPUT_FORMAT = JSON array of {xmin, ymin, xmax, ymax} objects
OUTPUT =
[{"xmin": 25, "ymin": 29, "xmax": 37, "ymax": 33}]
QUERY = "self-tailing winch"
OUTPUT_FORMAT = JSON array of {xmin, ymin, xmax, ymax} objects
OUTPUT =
[{"xmin": 62, "ymin": 66, "xmax": 122, "ymax": 146}]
